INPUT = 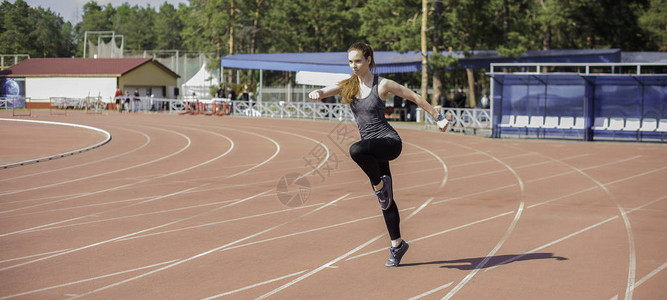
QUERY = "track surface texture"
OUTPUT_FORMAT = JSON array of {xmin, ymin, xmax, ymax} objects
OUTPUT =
[{"xmin": 1, "ymin": 110, "xmax": 666, "ymax": 299}]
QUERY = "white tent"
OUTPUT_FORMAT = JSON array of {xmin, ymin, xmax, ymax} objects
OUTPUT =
[
  {"xmin": 182, "ymin": 64, "xmax": 219, "ymax": 98},
  {"xmin": 296, "ymin": 71, "xmax": 350, "ymax": 86}
]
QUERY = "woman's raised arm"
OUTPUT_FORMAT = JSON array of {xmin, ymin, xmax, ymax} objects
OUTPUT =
[{"xmin": 308, "ymin": 85, "xmax": 342, "ymax": 101}]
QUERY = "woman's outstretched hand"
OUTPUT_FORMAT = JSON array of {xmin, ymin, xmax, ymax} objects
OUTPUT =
[
  {"xmin": 437, "ymin": 119, "xmax": 449, "ymax": 132},
  {"xmin": 309, "ymin": 90, "xmax": 322, "ymax": 101}
]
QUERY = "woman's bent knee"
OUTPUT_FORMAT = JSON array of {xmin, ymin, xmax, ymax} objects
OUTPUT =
[{"xmin": 349, "ymin": 142, "xmax": 365, "ymax": 161}]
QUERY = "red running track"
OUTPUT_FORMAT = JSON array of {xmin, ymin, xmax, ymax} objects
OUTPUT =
[{"xmin": 0, "ymin": 110, "xmax": 666, "ymax": 299}]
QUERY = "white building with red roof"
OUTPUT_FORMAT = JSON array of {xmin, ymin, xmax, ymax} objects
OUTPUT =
[{"xmin": 0, "ymin": 57, "xmax": 179, "ymax": 108}]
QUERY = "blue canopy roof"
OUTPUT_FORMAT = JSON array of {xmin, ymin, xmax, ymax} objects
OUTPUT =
[
  {"xmin": 220, "ymin": 51, "xmax": 424, "ymax": 74},
  {"xmin": 487, "ymin": 73, "xmax": 667, "ymax": 86},
  {"xmin": 220, "ymin": 49, "xmax": 627, "ymax": 73},
  {"xmin": 458, "ymin": 49, "xmax": 622, "ymax": 69}
]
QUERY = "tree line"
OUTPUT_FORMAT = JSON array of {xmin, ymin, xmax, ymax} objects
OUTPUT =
[{"xmin": 1, "ymin": 0, "xmax": 665, "ymax": 100}]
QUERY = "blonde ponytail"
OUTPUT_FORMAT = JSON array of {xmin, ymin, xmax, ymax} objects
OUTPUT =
[{"xmin": 338, "ymin": 74, "xmax": 360, "ymax": 104}]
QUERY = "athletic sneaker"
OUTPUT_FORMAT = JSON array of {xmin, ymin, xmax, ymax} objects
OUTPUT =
[
  {"xmin": 374, "ymin": 175, "xmax": 393, "ymax": 210},
  {"xmin": 385, "ymin": 240, "xmax": 409, "ymax": 267}
]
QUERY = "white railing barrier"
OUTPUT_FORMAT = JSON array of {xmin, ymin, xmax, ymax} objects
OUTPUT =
[{"xmin": 31, "ymin": 96, "xmax": 492, "ymax": 134}]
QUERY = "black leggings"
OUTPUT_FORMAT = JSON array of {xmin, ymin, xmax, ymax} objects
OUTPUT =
[{"xmin": 349, "ymin": 138, "xmax": 402, "ymax": 240}]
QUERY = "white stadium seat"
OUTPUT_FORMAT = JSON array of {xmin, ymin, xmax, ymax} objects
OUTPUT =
[
  {"xmin": 592, "ymin": 117, "xmax": 608, "ymax": 130},
  {"xmin": 513, "ymin": 115, "xmax": 529, "ymax": 128},
  {"xmin": 639, "ymin": 118, "xmax": 657, "ymax": 132},
  {"xmin": 499, "ymin": 115, "xmax": 515, "ymax": 128},
  {"xmin": 526, "ymin": 116, "xmax": 544, "ymax": 128},
  {"xmin": 543, "ymin": 116, "xmax": 559, "ymax": 129},
  {"xmin": 606, "ymin": 117, "xmax": 625, "ymax": 130},
  {"xmin": 623, "ymin": 118, "xmax": 640, "ymax": 131},
  {"xmin": 556, "ymin": 116, "xmax": 574, "ymax": 129},
  {"xmin": 657, "ymin": 119, "xmax": 667, "ymax": 132}
]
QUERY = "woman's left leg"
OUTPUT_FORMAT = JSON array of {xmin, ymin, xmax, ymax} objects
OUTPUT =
[{"xmin": 378, "ymin": 161, "xmax": 401, "ymax": 241}]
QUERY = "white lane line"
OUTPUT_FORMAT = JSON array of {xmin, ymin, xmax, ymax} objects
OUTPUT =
[
  {"xmin": 633, "ymin": 262, "xmax": 667, "ymax": 289},
  {"xmin": 434, "ymin": 152, "xmax": 591, "ymax": 189},
  {"xmin": 255, "ymin": 233, "xmax": 386, "ymax": 300},
  {"xmin": 535, "ymin": 153, "xmax": 643, "ymax": 300},
  {"xmin": 0, "ymin": 192, "xmax": 89, "ymax": 206},
  {"xmin": 408, "ymin": 282, "xmax": 454, "ymax": 300},
  {"xmin": 404, "ymin": 141, "xmax": 448, "ymax": 189},
  {"xmin": 434, "ymin": 152, "xmax": 641, "ymax": 299},
  {"xmin": 443, "ymin": 202, "xmax": 524, "ymax": 300},
  {"xmin": 604, "ymin": 166, "xmax": 667, "ymax": 187},
  {"xmin": 348, "ymin": 155, "xmax": 643, "ymax": 261},
  {"xmin": 117, "ymin": 203, "xmax": 328, "ymax": 242},
  {"xmin": 257, "ymin": 198, "xmax": 435, "ymax": 300},
  {"xmin": 222, "ymin": 129, "xmax": 280, "ymax": 179},
  {"xmin": 68, "ymin": 194, "xmax": 349, "ymax": 299},
  {"xmin": 1, "ymin": 128, "xmax": 236, "ymax": 236},
  {"xmin": 253, "ymin": 132, "xmax": 450, "ymax": 299},
  {"xmin": 415, "ymin": 153, "xmax": 650, "ymax": 299},
  {"xmin": 0, "ymin": 118, "xmax": 112, "ymax": 169},
  {"xmin": 347, "ymin": 210, "xmax": 515, "ymax": 262},
  {"xmin": 0, "ymin": 187, "xmax": 271, "ymax": 271},
  {"xmin": 0, "ymin": 126, "xmax": 151, "ymax": 183},
  {"xmin": 0, "ymin": 215, "xmax": 90, "ymax": 238},
  {"xmin": 490, "ymin": 215, "xmax": 619, "ymax": 272},
  {"xmin": 485, "ymin": 195, "xmax": 667, "ymax": 272},
  {"xmin": 0, "ymin": 248, "xmax": 72, "ymax": 264},
  {"xmin": 252, "ymin": 127, "xmax": 331, "ymax": 182},
  {"xmin": 440, "ymin": 142, "xmax": 525, "ymax": 300},
  {"xmin": 7, "ymin": 195, "xmax": 161, "ymax": 219},
  {"xmin": 0, "ymin": 259, "xmax": 179, "ymax": 299},
  {"xmin": 0, "ymin": 185, "xmax": 206, "ymax": 238},
  {"xmin": 201, "ymin": 270, "xmax": 309, "ymax": 300},
  {"xmin": 524, "ymin": 155, "xmax": 643, "ymax": 185},
  {"xmin": 222, "ymin": 207, "xmax": 416, "ymax": 253},
  {"xmin": 1, "ymin": 124, "xmax": 234, "ymax": 202},
  {"xmin": 433, "ymin": 183, "xmax": 518, "ymax": 205},
  {"xmin": 24, "ymin": 196, "xmax": 240, "ymax": 234},
  {"xmin": 0, "ymin": 126, "xmax": 193, "ymax": 198},
  {"xmin": 351, "ymin": 166, "xmax": 665, "ymax": 270},
  {"xmin": 20, "ymin": 160, "xmax": 435, "ymax": 231},
  {"xmin": 1, "ymin": 124, "xmax": 326, "ymax": 270}
]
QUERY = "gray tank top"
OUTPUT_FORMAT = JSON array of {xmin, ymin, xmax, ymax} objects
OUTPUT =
[{"xmin": 349, "ymin": 75, "xmax": 401, "ymax": 141}]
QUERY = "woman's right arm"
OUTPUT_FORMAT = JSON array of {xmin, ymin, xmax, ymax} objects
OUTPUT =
[{"xmin": 309, "ymin": 85, "xmax": 341, "ymax": 101}]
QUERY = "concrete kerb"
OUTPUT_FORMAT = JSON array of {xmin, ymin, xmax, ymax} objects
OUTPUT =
[{"xmin": 0, "ymin": 118, "xmax": 112, "ymax": 169}]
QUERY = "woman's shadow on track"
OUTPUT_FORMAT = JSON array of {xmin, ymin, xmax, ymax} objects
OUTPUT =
[{"xmin": 401, "ymin": 252, "xmax": 568, "ymax": 270}]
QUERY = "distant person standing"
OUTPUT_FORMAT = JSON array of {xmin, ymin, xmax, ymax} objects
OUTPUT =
[
  {"xmin": 240, "ymin": 88, "xmax": 250, "ymax": 101},
  {"xmin": 133, "ymin": 89, "xmax": 141, "ymax": 112},
  {"xmin": 452, "ymin": 86, "xmax": 466, "ymax": 108},
  {"xmin": 216, "ymin": 84, "xmax": 225, "ymax": 98},
  {"xmin": 121, "ymin": 90, "xmax": 130, "ymax": 112},
  {"xmin": 226, "ymin": 87, "xmax": 236, "ymax": 101},
  {"xmin": 113, "ymin": 87, "xmax": 122, "ymax": 111},
  {"xmin": 453, "ymin": 86, "xmax": 466, "ymax": 108},
  {"xmin": 479, "ymin": 93, "xmax": 489, "ymax": 109}
]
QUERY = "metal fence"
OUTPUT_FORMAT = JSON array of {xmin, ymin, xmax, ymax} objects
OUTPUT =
[
  {"xmin": 40, "ymin": 96, "xmax": 492, "ymax": 134},
  {"xmin": 0, "ymin": 97, "xmax": 26, "ymax": 109}
]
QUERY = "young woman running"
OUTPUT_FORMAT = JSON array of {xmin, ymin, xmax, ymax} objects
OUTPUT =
[{"xmin": 308, "ymin": 42, "xmax": 449, "ymax": 267}]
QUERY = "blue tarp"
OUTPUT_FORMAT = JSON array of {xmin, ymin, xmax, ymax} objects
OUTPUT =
[
  {"xmin": 459, "ymin": 49, "xmax": 622, "ymax": 69},
  {"xmin": 220, "ymin": 51, "xmax": 424, "ymax": 74},
  {"xmin": 221, "ymin": 49, "xmax": 626, "ymax": 73}
]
